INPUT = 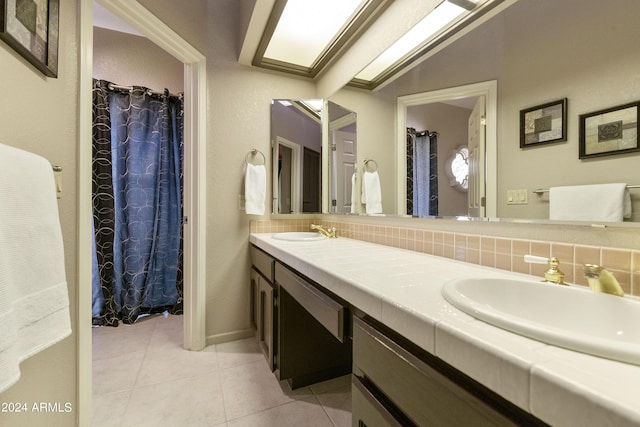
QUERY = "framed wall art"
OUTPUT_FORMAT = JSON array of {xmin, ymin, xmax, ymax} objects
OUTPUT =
[
  {"xmin": 579, "ymin": 101, "xmax": 640, "ymax": 159},
  {"xmin": 0, "ymin": 0, "xmax": 59, "ymax": 77},
  {"xmin": 520, "ymin": 98, "xmax": 567, "ymax": 148}
]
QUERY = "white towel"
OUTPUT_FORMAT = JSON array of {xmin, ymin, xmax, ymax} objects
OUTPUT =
[
  {"xmin": 350, "ymin": 172, "xmax": 357, "ymax": 214},
  {"xmin": 0, "ymin": 143, "xmax": 71, "ymax": 394},
  {"xmin": 245, "ymin": 163, "xmax": 266, "ymax": 215},
  {"xmin": 549, "ymin": 183, "xmax": 631, "ymax": 222},
  {"xmin": 361, "ymin": 171, "xmax": 383, "ymax": 214}
]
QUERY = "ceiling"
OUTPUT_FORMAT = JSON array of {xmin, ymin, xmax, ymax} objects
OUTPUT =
[{"xmin": 240, "ymin": 0, "xmax": 517, "ymax": 95}]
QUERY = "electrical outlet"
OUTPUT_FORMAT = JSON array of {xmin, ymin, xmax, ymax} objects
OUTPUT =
[{"xmin": 238, "ymin": 195, "xmax": 246, "ymax": 210}]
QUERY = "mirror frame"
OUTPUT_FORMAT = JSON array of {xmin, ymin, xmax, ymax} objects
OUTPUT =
[{"xmin": 396, "ymin": 80, "xmax": 498, "ymax": 217}]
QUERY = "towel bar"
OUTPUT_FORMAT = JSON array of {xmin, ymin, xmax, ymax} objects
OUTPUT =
[
  {"xmin": 533, "ymin": 184, "xmax": 640, "ymax": 195},
  {"xmin": 364, "ymin": 159, "xmax": 378, "ymax": 172},
  {"xmin": 245, "ymin": 149, "xmax": 266, "ymax": 166}
]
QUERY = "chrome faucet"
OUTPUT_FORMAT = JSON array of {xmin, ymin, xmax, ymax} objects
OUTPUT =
[
  {"xmin": 583, "ymin": 264, "xmax": 624, "ymax": 297},
  {"xmin": 310, "ymin": 224, "xmax": 336, "ymax": 238}
]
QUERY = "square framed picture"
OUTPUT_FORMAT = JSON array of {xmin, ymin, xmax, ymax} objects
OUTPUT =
[
  {"xmin": 579, "ymin": 101, "xmax": 640, "ymax": 159},
  {"xmin": 0, "ymin": 0, "xmax": 59, "ymax": 77},
  {"xmin": 520, "ymin": 98, "xmax": 567, "ymax": 148}
]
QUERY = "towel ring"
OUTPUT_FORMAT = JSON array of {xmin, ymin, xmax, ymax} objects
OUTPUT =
[
  {"xmin": 245, "ymin": 149, "xmax": 265, "ymax": 166},
  {"xmin": 364, "ymin": 159, "xmax": 378, "ymax": 172}
]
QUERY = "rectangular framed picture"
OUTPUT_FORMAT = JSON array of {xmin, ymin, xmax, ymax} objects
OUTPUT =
[
  {"xmin": 579, "ymin": 101, "xmax": 640, "ymax": 159},
  {"xmin": 520, "ymin": 98, "xmax": 567, "ymax": 148},
  {"xmin": 0, "ymin": 0, "xmax": 59, "ymax": 77}
]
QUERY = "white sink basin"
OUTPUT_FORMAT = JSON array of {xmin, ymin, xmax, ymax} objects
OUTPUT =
[
  {"xmin": 442, "ymin": 278, "xmax": 640, "ymax": 365},
  {"xmin": 272, "ymin": 232, "xmax": 327, "ymax": 242}
]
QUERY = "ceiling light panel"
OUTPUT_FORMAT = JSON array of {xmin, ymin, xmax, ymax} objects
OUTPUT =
[
  {"xmin": 355, "ymin": 1, "xmax": 469, "ymax": 81},
  {"xmin": 264, "ymin": 0, "xmax": 364, "ymax": 68}
]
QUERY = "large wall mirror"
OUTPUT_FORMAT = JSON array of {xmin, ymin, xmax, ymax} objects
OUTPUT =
[
  {"xmin": 385, "ymin": 0, "xmax": 640, "ymax": 224},
  {"xmin": 271, "ymin": 99, "xmax": 356, "ymax": 214}
]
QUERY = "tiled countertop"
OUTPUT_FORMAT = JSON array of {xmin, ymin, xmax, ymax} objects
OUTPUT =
[{"xmin": 250, "ymin": 233, "xmax": 640, "ymax": 427}]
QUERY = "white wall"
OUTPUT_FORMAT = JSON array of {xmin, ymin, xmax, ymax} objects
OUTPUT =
[{"xmin": 0, "ymin": 0, "xmax": 78, "ymax": 425}]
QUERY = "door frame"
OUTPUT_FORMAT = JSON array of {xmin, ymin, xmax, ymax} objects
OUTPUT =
[
  {"xmin": 396, "ymin": 80, "xmax": 497, "ymax": 217},
  {"xmin": 272, "ymin": 136, "xmax": 301, "ymax": 213},
  {"xmin": 78, "ymin": 1, "xmax": 207, "ymax": 424}
]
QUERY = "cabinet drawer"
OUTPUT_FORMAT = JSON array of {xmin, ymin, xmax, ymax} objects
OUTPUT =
[
  {"xmin": 251, "ymin": 245, "xmax": 274, "ymax": 282},
  {"xmin": 352, "ymin": 375, "xmax": 403, "ymax": 427},
  {"xmin": 353, "ymin": 317, "xmax": 518, "ymax": 427},
  {"xmin": 275, "ymin": 262, "xmax": 346, "ymax": 342}
]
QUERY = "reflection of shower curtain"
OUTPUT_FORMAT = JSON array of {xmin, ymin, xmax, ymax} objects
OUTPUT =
[
  {"xmin": 406, "ymin": 128, "xmax": 438, "ymax": 216},
  {"xmin": 91, "ymin": 79, "xmax": 184, "ymax": 326}
]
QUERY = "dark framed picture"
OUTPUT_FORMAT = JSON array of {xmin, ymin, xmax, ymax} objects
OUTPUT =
[
  {"xmin": 520, "ymin": 98, "xmax": 567, "ymax": 148},
  {"xmin": 579, "ymin": 101, "xmax": 640, "ymax": 159},
  {"xmin": 0, "ymin": 0, "xmax": 59, "ymax": 77}
]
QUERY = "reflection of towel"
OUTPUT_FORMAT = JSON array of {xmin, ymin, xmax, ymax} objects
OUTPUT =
[
  {"xmin": 549, "ymin": 183, "xmax": 630, "ymax": 222},
  {"xmin": 245, "ymin": 163, "xmax": 266, "ymax": 215},
  {"xmin": 361, "ymin": 171, "xmax": 382, "ymax": 214},
  {"xmin": 350, "ymin": 173, "xmax": 357, "ymax": 214},
  {"xmin": 0, "ymin": 143, "xmax": 71, "ymax": 393}
]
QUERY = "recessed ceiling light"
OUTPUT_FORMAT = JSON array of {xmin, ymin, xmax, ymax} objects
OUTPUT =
[
  {"xmin": 253, "ymin": 0, "xmax": 389, "ymax": 78},
  {"xmin": 264, "ymin": 0, "xmax": 363, "ymax": 68},
  {"xmin": 355, "ymin": 1, "xmax": 470, "ymax": 81}
]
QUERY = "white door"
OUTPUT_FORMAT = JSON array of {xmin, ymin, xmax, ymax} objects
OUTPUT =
[
  {"xmin": 332, "ymin": 130, "xmax": 357, "ymax": 213},
  {"xmin": 468, "ymin": 96, "xmax": 486, "ymax": 217}
]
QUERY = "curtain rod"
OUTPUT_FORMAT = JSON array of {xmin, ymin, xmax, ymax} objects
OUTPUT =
[
  {"xmin": 107, "ymin": 83, "xmax": 181, "ymax": 98},
  {"xmin": 407, "ymin": 127, "xmax": 438, "ymax": 137}
]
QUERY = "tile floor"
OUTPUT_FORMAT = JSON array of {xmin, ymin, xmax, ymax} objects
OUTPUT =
[{"xmin": 92, "ymin": 314, "xmax": 352, "ymax": 427}]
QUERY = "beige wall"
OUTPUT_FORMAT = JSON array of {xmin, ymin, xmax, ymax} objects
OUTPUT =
[
  {"xmin": 0, "ymin": 0, "xmax": 78, "ymax": 426},
  {"xmin": 93, "ymin": 27, "xmax": 184, "ymax": 93},
  {"xmin": 378, "ymin": 0, "xmax": 640, "ymax": 221}
]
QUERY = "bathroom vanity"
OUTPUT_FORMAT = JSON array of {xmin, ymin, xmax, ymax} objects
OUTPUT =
[
  {"xmin": 250, "ymin": 234, "xmax": 640, "ymax": 427},
  {"xmin": 250, "ymin": 245, "xmax": 351, "ymax": 388}
]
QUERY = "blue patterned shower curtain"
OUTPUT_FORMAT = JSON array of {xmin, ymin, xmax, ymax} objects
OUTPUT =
[
  {"xmin": 92, "ymin": 79, "xmax": 184, "ymax": 325},
  {"xmin": 406, "ymin": 128, "xmax": 438, "ymax": 217}
]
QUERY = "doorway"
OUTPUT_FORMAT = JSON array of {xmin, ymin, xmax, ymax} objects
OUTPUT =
[
  {"xmin": 396, "ymin": 80, "xmax": 497, "ymax": 218},
  {"xmin": 78, "ymin": 1, "xmax": 206, "ymax": 424}
]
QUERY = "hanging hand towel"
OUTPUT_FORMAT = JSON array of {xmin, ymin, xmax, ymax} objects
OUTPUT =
[
  {"xmin": 350, "ymin": 172, "xmax": 357, "ymax": 214},
  {"xmin": 245, "ymin": 163, "xmax": 266, "ymax": 215},
  {"xmin": 549, "ymin": 183, "xmax": 630, "ymax": 222},
  {"xmin": 361, "ymin": 171, "xmax": 383, "ymax": 214},
  {"xmin": 0, "ymin": 143, "xmax": 71, "ymax": 394}
]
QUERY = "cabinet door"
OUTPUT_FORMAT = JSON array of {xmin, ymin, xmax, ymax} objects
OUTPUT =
[
  {"xmin": 258, "ymin": 277, "xmax": 275, "ymax": 371},
  {"xmin": 250, "ymin": 268, "xmax": 259, "ymax": 330}
]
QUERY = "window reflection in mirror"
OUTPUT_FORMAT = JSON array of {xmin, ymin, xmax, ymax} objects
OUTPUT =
[{"xmin": 270, "ymin": 99, "xmax": 322, "ymax": 214}]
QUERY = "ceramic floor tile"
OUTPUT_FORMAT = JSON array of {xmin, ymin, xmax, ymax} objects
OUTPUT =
[
  {"xmin": 93, "ymin": 350, "xmax": 146, "ymax": 396},
  {"xmin": 215, "ymin": 337, "xmax": 264, "ymax": 370},
  {"xmin": 226, "ymin": 397, "xmax": 334, "ymax": 427},
  {"xmin": 93, "ymin": 316, "xmax": 352, "ymax": 426},
  {"xmin": 221, "ymin": 359, "xmax": 314, "ymax": 421},
  {"xmin": 312, "ymin": 379, "xmax": 352, "ymax": 427},
  {"xmin": 135, "ymin": 345, "xmax": 218, "ymax": 387},
  {"xmin": 122, "ymin": 371, "xmax": 226, "ymax": 427},
  {"xmin": 92, "ymin": 326, "xmax": 154, "ymax": 361},
  {"xmin": 92, "ymin": 390, "xmax": 131, "ymax": 427}
]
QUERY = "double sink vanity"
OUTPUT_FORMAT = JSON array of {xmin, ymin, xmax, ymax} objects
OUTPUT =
[{"xmin": 249, "ymin": 230, "xmax": 640, "ymax": 426}]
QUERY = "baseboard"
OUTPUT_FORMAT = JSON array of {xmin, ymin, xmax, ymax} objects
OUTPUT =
[{"xmin": 206, "ymin": 328, "xmax": 255, "ymax": 346}]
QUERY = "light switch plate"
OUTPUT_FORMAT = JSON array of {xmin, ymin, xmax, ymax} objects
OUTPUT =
[{"xmin": 507, "ymin": 189, "xmax": 528, "ymax": 205}]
